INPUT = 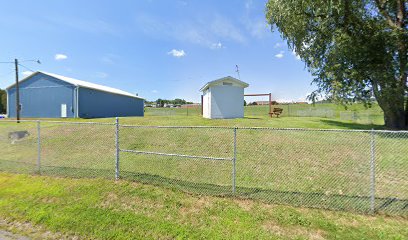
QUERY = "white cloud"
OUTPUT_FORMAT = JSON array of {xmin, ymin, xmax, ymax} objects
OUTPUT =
[
  {"xmin": 55, "ymin": 54, "xmax": 68, "ymax": 61},
  {"xmin": 248, "ymin": 19, "xmax": 268, "ymax": 39},
  {"xmin": 64, "ymin": 67, "xmax": 73, "ymax": 72},
  {"xmin": 275, "ymin": 51, "xmax": 284, "ymax": 58},
  {"xmin": 46, "ymin": 16, "xmax": 121, "ymax": 36},
  {"xmin": 210, "ymin": 15, "xmax": 246, "ymax": 43},
  {"xmin": 242, "ymin": 0, "xmax": 269, "ymax": 40},
  {"xmin": 152, "ymin": 90, "xmax": 158, "ymax": 93},
  {"xmin": 167, "ymin": 49, "xmax": 186, "ymax": 58},
  {"xmin": 177, "ymin": 0, "xmax": 188, "ymax": 6},
  {"xmin": 101, "ymin": 55, "xmax": 116, "ymax": 64},
  {"xmin": 245, "ymin": 0, "xmax": 254, "ymax": 10},
  {"xmin": 101, "ymin": 57, "xmax": 113, "ymax": 64},
  {"xmin": 181, "ymin": 28, "xmax": 210, "ymax": 46},
  {"xmin": 274, "ymin": 42, "xmax": 283, "ymax": 48},
  {"xmin": 22, "ymin": 71, "xmax": 33, "ymax": 76},
  {"xmin": 210, "ymin": 42, "xmax": 223, "ymax": 49},
  {"xmin": 95, "ymin": 72, "xmax": 108, "ymax": 78},
  {"xmin": 134, "ymin": 14, "xmax": 246, "ymax": 49}
]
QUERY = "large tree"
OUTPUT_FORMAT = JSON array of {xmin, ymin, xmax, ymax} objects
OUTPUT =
[
  {"xmin": 0, "ymin": 89, "xmax": 6, "ymax": 114},
  {"xmin": 266, "ymin": 0, "xmax": 408, "ymax": 129}
]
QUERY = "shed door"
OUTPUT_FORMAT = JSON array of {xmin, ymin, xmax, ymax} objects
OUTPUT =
[{"xmin": 61, "ymin": 104, "xmax": 67, "ymax": 118}]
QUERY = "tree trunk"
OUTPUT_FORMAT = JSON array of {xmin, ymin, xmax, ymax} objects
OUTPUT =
[
  {"xmin": 383, "ymin": 106, "xmax": 406, "ymax": 130},
  {"xmin": 405, "ymin": 97, "xmax": 408, "ymax": 128},
  {"xmin": 374, "ymin": 85, "xmax": 407, "ymax": 130}
]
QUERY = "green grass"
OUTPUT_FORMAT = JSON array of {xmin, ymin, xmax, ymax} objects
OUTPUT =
[
  {"xmin": 145, "ymin": 102, "xmax": 385, "ymax": 126},
  {"xmin": 0, "ymin": 103, "xmax": 407, "ymax": 216},
  {"xmin": 244, "ymin": 103, "xmax": 383, "ymax": 119},
  {"xmin": 0, "ymin": 173, "xmax": 407, "ymax": 239},
  {"xmin": 9, "ymin": 103, "xmax": 385, "ymax": 129}
]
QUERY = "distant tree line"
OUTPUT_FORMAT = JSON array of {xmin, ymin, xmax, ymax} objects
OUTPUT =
[
  {"xmin": 0, "ymin": 89, "xmax": 6, "ymax": 113},
  {"xmin": 153, "ymin": 98, "xmax": 193, "ymax": 107}
]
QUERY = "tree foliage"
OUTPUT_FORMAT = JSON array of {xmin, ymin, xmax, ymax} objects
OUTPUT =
[
  {"xmin": 0, "ymin": 89, "xmax": 6, "ymax": 114},
  {"xmin": 266, "ymin": 0, "xmax": 408, "ymax": 129},
  {"xmin": 155, "ymin": 98, "xmax": 192, "ymax": 107}
]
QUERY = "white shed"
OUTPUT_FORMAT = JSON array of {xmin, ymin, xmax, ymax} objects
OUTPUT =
[{"xmin": 200, "ymin": 76, "xmax": 249, "ymax": 119}]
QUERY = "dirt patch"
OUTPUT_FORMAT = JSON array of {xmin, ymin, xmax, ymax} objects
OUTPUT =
[
  {"xmin": 0, "ymin": 219, "xmax": 79, "ymax": 240},
  {"xmin": 263, "ymin": 220, "xmax": 326, "ymax": 240},
  {"xmin": 99, "ymin": 192, "xmax": 164, "ymax": 217},
  {"xmin": 179, "ymin": 196, "xmax": 213, "ymax": 216},
  {"xmin": 233, "ymin": 199, "xmax": 255, "ymax": 211},
  {"xmin": 0, "ymin": 229, "xmax": 30, "ymax": 240}
]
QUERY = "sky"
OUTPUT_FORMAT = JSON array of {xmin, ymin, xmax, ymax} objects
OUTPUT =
[{"xmin": 0, "ymin": 0, "xmax": 315, "ymax": 103}]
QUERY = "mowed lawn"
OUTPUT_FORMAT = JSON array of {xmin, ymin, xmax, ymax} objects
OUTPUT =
[
  {"xmin": 6, "ymin": 102, "xmax": 384, "ymax": 128},
  {"xmin": 0, "ymin": 104, "xmax": 407, "ymax": 215},
  {"xmin": 0, "ymin": 173, "xmax": 407, "ymax": 240},
  {"xmin": 145, "ymin": 102, "xmax": 385, "ymax": 127}
]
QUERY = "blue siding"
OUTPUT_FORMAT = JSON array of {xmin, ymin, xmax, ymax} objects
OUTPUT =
[
  {"xmin": 7, "ymin": 73, "xmax": 76, "ymax": 118},
  {"xmin": 78, "ymin": 87, "xmax": 144, "ymax": 118},
  {"xmin": 7, "ymin": 72, "xmax": 144, "ymax": 119}
]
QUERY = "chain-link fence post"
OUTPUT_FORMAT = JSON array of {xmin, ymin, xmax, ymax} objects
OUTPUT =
[
  {"xmin": 232, "ymin": 127, "xmax": 237, "ymax": 194},
  {"xmin": 370, "ymin": 129, "xmax": 376, "ymax": 214},
  {"xmin": 115, "ymin": 117, "xmax": 120, "ymax": 180},
  {"xmin": 37, "ymin": 120, "xmax": 41, "ymax": 175}
]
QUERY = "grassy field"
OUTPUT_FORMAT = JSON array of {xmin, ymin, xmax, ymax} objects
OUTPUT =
[
  {"xmin": 0, "ymin": 103, "xmax": 407, "ymax": 216},
  {"xmin": 146, "ymin": 102, "xmax": 385, "ymax": 126},
  {"xmin": 0, "ymin": 173, "xmax": 407, "ymax": 239},
  {"xmin": 244, "ymin": 103, "xmax": 383, "ymax": 119},
  {"xmin": 6, "ymin": 102, "xmax": 384, "ymax": 129}
]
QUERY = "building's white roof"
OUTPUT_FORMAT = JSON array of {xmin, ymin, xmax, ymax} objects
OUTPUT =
[
  {"xmin": 8, "ymin": 71, "xmax": 143, "ymax": 99},
  {"xmin": 200, "ymin": 76, "xmax": 249, "ymax": 92}
]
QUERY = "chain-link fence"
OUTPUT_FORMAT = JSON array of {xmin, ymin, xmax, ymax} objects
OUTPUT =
[
  {"xmin": 145, "ymin": 106, "xmax": 202, "ymax": 116},
  {"xmin": 0, "ymin": 119, "xmax": 407, "ymax": 215},
  {"xmin": 244, "ymin": 104, "xmax": 382, "ymax": 124}
]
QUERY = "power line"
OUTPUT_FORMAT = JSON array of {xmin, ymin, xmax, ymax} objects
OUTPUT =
[
  {"xmin": 0, "ymin": 70, "xmax": 15, "ymax": 78},
  {"xmin": 20, "ymin": 59, "xmax": 41, "ymax": 64},
  {"xmin": 18, "ymin": 63, "xmax": 36, "ymax": 73},
  {"xmin": 1, "ymin": 60, "xmax": 40, "ymax": 64},
  {"xmin": 1, "ymin": 58, "xmax": 40, "ymax": 123}
]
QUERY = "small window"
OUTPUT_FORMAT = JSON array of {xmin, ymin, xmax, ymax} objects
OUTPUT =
[{"xmin": 223, "ymin": 82, "xmax": 233, "ymax": 86}]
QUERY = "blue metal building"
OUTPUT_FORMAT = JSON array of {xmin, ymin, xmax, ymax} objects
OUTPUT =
[{"xmin": 6, "ymin": 71, "xmax": 144, "ymax": 118}]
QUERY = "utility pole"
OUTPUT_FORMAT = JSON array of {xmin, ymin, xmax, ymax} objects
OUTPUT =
[
  {"xmin": 14, "ymin": 59, "xmax": 20, "ymax": 123},
  {"xmin": 0, "ymin": 58, "xmax": 40, "ymax": 123}
]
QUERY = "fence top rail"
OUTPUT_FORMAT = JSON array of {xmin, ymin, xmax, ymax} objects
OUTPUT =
[
  {"xmin": 235, "ymin": 126, "xmax": 408, "ymax": 133},
  {"xmin": 1, "ymin": 119, "xmax": 407, "ymax": 133},
  {"xmin": 120, "ymin": 124, "xmax": 408, "ymax": 133},
  {"xmin": 120, "ymin": 149, "xmax": 232, "ymax": 161},
  {"xmin": 120, "ymin": 124, "xmax": 236, "ymax": 129}
]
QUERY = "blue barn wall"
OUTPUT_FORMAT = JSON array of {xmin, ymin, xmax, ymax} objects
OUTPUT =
[
  {"xmin": 7, "ymin": 73, "xmax": 76, "ymax": 118},
  {"xmin": 78, "ymin": 87, "xmax": 144, "ymax": 118},
  {"xmin": 7, "ymin": 72, "xmax": 144, "ymax": 119}
]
